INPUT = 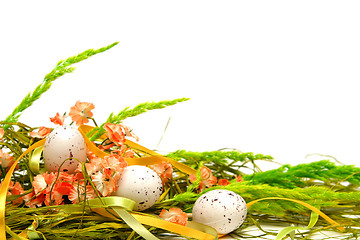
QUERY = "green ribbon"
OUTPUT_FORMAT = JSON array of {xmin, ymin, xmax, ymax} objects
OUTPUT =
[
  {"xmin": 90, "ymin": 197, "xmax": 159, "ymax": 239},
  {"xmin": 6, "ymin": 225, "xmax": 28, "ymax": 240},
  {"xmin": 27, "ymin": 141, "xmax": 160, "ymax": 240},
  {"xmin": 29, "ymin": 146, "xmax": 43, "ymax": 174},
  {"xmin": 61, "ymin": 196, "xmax": 159, "ymax": 240},
  {"xmin": 27, "ymin": 217, "xmax": 41, "ymax": 240},
  {"xmin": 87, "ymin": 196, "xmax": 136, "ymax": 211},
  {"xmin": 275, "ymin": 211, "xmax": 319, "ymax": 240},
  {"xmin": 186, "ymin": 221, "xmax": 219, "ymax": 240},
  {"xmin": 112, "ymin": 207, "xmax": 159, "ymax": 240}
]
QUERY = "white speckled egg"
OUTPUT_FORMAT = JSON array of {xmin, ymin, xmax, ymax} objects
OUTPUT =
[
  {"xmin": 43, "ymin": 125, "xmax": 87, "ymax": 174},
  {"xmin": 114, "ymin": 165, "xmax": 163, "ymax": 211},
  {"xmin": 192, "ymin": 189, "xmax": 247, "ymax": 234}
]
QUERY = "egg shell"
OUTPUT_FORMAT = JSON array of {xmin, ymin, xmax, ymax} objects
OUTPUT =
[
  {"xmin": 43, "ymin": 125, "xmax": 87, "ymax": 174},
  {"xmin": 114, "ymin": 165, "xmax": 163, "ymax": 211},
  {"xmin": 192, "ymin": 189, "xmax": 247, "ymax": 235}
]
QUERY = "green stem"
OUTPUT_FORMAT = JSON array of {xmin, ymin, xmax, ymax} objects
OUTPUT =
[{"xmin": 2, "ymin": 42, "xmax": 119, "ymax": 129}]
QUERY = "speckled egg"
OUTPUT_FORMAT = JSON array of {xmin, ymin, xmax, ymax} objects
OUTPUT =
[
  {"xmin": 192, "ymin": 189, "xmax": 247, "ymax": 235},
  {"xmin": 114, "ymin": 165, "xmax": 163, "ymax": 211},
  {"xmin": 43, "ymin": 125, "xmax": 87, "ymax": 174}
]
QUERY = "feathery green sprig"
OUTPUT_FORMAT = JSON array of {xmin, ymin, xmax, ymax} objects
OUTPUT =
[
  {"xmin": 244, "ymin": 160, "xmax": 360, "ymax": 189},
  {"xmin": 157, "ymin": 182, "xmax": 360, "ymax": 231},
  {"xmin": 2, "ymin": 42, "xmax": 119, "ymax": 129},
  {"xmin": 167, "ymin": 149, "xmax": 274, "ymax": 177},
  {"xmin": 108, "ymin": 98, "xmax": 190, "ymax": 123},
  {"xmin": 89, "ymin": 98, "xmax": 190, "ymax": 141},
  {"xmin": 162, "ymin": 183, "xmax": 360, "ymax": 212}
]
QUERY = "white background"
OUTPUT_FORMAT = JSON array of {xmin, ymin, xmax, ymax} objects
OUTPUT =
[{"xmin": 1, "ymin": 1, "xmax": 360, "ymax": 169}]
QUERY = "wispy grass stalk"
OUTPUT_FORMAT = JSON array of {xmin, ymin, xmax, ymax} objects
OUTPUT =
[
  {"xmin": 89, "ymin": 98, "xmax": 190, "ymax": 141},
  {"xmin": 244, "ymin": 160, "xmax": 360, "ymax": 189},
  {"xmin": 2, "ymin": 42, "xmax": 119, "ymax": 129}
]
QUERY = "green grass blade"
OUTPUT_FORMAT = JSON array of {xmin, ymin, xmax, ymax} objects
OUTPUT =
[
  {"xmin": 89, "ymin": 97, "xmax": 189, "ymax": 141},
  {"xmin": 2, "ymin": 42, "xmax": 119, "ymax": 128}
]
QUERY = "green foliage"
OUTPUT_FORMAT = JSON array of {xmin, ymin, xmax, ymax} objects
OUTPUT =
[
  {"xmin": 244, "ymin": 160, "xmax": 360, "ymax": 189},
  {"xmin": 167, "ymin": 149, "xmax": 273, "ymax": 178},
  {"xmin": 159, "ymin": 181, "xmax": 360, "ymax": 230},
  {"xmin": 5, "ymin": 206, "xmax": 132, "ymax": 240},
  {"xmin": 154, "ymin": 157, "xmax": 360, "ymax": 238},
  {"xmin": 107, "ymin": 98, "xmax": 190, "ymax": 123},
  {"xmin": 167, "ymin": 149, "xmax": 273, "ymax": 165},
  {"xmin": 2, "ymin": 42, "xmax": 119, "ymax": 129},
  {"xmin": 89, "ymin": 98, "xmax": 190, "ymax": 141}
]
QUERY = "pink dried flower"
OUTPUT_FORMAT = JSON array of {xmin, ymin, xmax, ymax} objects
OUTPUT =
[
  {"xmin": 29, "ymin": 126, "xmax": 52, "ymax": 138},
  {"xmin": 0, "ymin": 149, "xmax": 15, "ymax": 168},
  {"xmin": 50, "ymin": 112, "xmax": 65, "ymax": 125},
  {"xmin": 218, "ymin": 178, "xmax": 230, "ymax": 186},
  {"xmin": 104, "ymin": 123, "xmax": 138, "ymax": 146},
  {"xmin": 69, "ymin": 101, "xmax": 95, "ymax": 126},
  {"xmin": 189, "ymin": 166, "xmax": 217, "ymax": 192},
  {"xmin": 0, "ymin": 128, "xmax": 4, "ymax": 139},
  {"xmin": 150, "ymin": 162, "xmax": 173, "ymax": 184},
  {"xmin": 159, "ymin": 208, "xmax": 188, "ymax": 226}
]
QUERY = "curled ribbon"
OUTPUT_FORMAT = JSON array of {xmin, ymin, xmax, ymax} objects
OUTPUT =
[
  {"xmin": 28, "ymin": 125, "xmax": 197, "ymax": 180},
  {"xmin": 63, "ymin": 196, "xmax": 161, "ymax": 240},
  {"xmin": 0, "ymin": 139, "xmax": 46, "ymax": 240},
  {"xmin": 92, "ymin": 207, "xmax": 218, "ymax": 240},
  {"xmin": 275, "ymin": 211, "xmax": 319, "ymax": 240},
  {"xmin": 246, "ymin": 197, "xmax": 345, "ymax": 233},
  {"xmin": 78, "ymin": 125, "xmax": 197, "ymax": 175},
  {"xmin": 60, "ymin": 196, "xmax": 217, "ymax": 240},
  {"xmin": 29, "ymin": 146, "xmax": 43, "ymax": 175},
  {"xmin": 132, "ymin": 214, "xmax": 218, "ymax": 240},
  {"xmin": 78, "ymin": 125, "xmax": 216, "ymax": 239},
  {"xmin": 3, "ymin": 125, "xmax": 214, "ymax": 240}
]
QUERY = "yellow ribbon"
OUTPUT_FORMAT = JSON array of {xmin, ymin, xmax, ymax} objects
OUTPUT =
[
  {"xmin": 274, "ymin": 211, "xmax": 319, "ymax": 240},
  {"xmin": 0, "ymin": 139, "xmax": 46, "ymax": 240},
  {"xmin": 132, "ymin": 214, "xmax": 218, "ymax": 240},
  {"xmin": 6, "ymin": 225, "xmax": 28, "ymax": 240},
  {"xmin": 246, "ymin": 197, "xmax": 345, "ymax": 232},
  {"xmin": 78, "ymin": 125, "xmax": 215, "ymax": 238},
  {"xmin": 1, "ymin": 125, "xmax": 204, "ymax": 239},
  {"xmin": 4, "ymin": 127, "xmax": 341, "ymax": 240},
  {"xmin": 65, "ymin": 196, "xmax": 161, "ymax": 240},
  {"xmin": 78, "ymin": 125, "xmax": 197, "ymax": 175},
  {"xmin": 112, "ymin": 208, "xmax": 160, "ymax": 240},
  {"xmin": 27, "ymin": 125, "xmax": 196, "ymax": 179},
  {"xmin": 78, "ymin": 125, "xmax": 108, "ymax": 159},
  {"xmin": 92, "ymin": 208, "xmax": 217, "ymax": 240}
]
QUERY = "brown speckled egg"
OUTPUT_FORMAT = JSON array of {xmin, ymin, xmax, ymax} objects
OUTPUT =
[
  {"xmin": 43, "ymin": 125, "xmax": 87, "ymax": 174},
  {"xmin": 192, "ymin": 189, "xmax": 247, "ymax": 234},
  {"xmin": 114, "ymin": 165, "xmax": 163, "ymax": 211}
]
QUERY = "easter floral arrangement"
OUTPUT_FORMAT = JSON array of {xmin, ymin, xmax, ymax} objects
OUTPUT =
[{"xmin": 0, "ymin": 42, "xmax": 359, "ymax": 240}]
